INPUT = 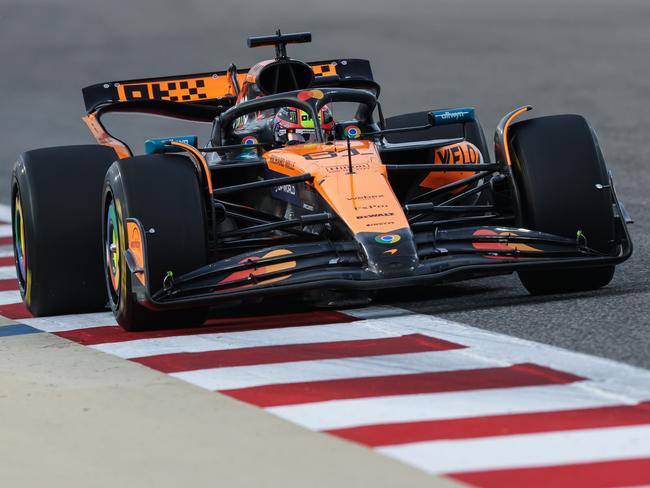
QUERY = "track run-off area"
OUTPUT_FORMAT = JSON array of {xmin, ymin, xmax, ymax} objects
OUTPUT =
[{"xmin": 1, "ymin": 199, "xmax": 650, "ymax": 486}]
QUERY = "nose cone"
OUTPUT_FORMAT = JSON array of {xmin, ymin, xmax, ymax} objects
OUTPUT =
[{"xmin": 356, "ymin": 229, "xmax": 419, "ymax": 278}]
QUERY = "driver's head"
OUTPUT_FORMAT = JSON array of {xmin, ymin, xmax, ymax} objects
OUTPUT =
[{"xmin": 273, "ymin": 105, "xmax": 334, "ymax": 144}]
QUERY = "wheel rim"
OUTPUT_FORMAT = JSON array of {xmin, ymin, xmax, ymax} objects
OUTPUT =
[
  {"xmin": 14, "ymin": 194, "xmax": 26, "ymax": 284},
  {"xmin": 105, "ymin": 199, "xmax": 120, "ymax": 295}
]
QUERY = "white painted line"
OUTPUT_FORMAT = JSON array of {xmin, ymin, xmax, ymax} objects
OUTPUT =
[
  {"xmin": 380, "ymin": 424, "xmax": 650, "ymax": 475},
  {"xmin": 0, "ymin": 266, "xmax": 17, "ymax": 279},
  {"xmin": 92, "ymin": 321, "xmax": 400, "ymax": 359},
  {"xmin": 0, "ymin": 225, "xmax": 12, "ymax": 237},
  {"xmin": 0, "ymin": 204, "xmax": 10, "ymax": 222},
  {"xmin": 21, "ymin": 312, "xmax": 117, "ymax": 332},
  {"xmin": 268, "ymin": 382, "xmax": 638, "ymax": 431},
  {"xmin": 0, "ymin": 290, "xmax": 22, "ymax": 305},
  {"xmin": 0, "ymin": 248, "xmax": 14, "ymax": 257},
  {"xmin": 173, "ymin": 350, "xmax": 503, "ymax": 391},
  {"xmin": 346, "ymin": 306, "xmax": 650, "ymax": 402}
]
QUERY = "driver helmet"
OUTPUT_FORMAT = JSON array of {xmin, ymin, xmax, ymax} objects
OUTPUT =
[{"xmin": 273, "ymin": 105, "xmax": 334, "ymax": 144}]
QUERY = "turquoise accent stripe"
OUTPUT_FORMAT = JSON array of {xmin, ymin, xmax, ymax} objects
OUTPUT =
[
  {"xmin": 429, "ymin": 107, "xmax": 476, "ymax": 126},
  {"xmin": 0, "ymin": 323, "xmax": 40, "ymax": 337},
  {"xmin": 145, "ymin": 135, "xmax": 198, "ymax": 154}
]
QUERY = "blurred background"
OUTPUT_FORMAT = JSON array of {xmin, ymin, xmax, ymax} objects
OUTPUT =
[
  {"xmin": 1, "ymin": 0, "xmax": 648, "ymax": 363},
  {"xmin": 2, "ymin": 0, "xmax": 648, "ymax": 195}
]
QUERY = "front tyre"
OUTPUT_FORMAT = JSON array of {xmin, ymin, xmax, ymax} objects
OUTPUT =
[
  {"xmin": 103, "ymin": 154, "xmax": 209, "ymax": 330},
  {"xmin": 509, "ymin": 114, "xmax": 616, "ymax": 295}
]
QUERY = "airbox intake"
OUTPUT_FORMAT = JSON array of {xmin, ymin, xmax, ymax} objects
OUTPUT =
[{"xmin": 257, "ymin": 59, "xmax": 314, "ymax": 95}]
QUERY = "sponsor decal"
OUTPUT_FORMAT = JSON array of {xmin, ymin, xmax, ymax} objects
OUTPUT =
[
  {"xmin": 266, "ymin": 169, "xmax": 301, "ymax": 206},
  {"xmin": 367, "ymin": 222, "xmax": 397, "ymax": 228},
  {"xmin": 375, "ymin": 234, "xmax": 401, "ymax": 245},
  {"xmin": 430, "ymin": 107, "xmax": 476, "ymax": 126},
  {"xmin": 347, "ymin": 194, "xmax": 383, "ymax": 201},
  {"xmin": 434, "ymin": 142, "xmax": 481, "ymax": 165},
  {"xmin": 268, "ymin": 156, "xmax": 297, "ymax": 171},
  {"xmin": 419, "ymin": 141, "xmax": 484, "ymax": 189},
  {"xmin": 344, "ymin": 125, "xmax": 361, "ymax": 139},
  {"xmin": 242, "ymin": 135, "xmax": 258, "ymax": 145},
  {"xmin": 357, "ymin": 212, "xmax": 395, "ymax": 220},
  {"xmin": 118, "ymin": 77, "xmax": 215, "ymax": 103},
  {"xmin": 276, "ymin": 184, "xmax": 296, "ymax": 195},
  {"xmin": 324, "ymin": 163, "xmax": 370, "ymax": 173},
  {"xmin": 383, "ymin": 249, "xmax": 399, "ymax": 255}
]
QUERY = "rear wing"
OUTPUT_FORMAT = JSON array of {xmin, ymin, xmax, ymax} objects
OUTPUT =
[{"xmin": 82, "ymin": 59, "xmax": 376, "ymax": 113}]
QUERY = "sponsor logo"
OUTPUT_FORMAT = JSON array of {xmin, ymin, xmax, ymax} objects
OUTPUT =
[
  {"xmin": 347, "ymin": 194, "xmax": 383, "ymax": 201},
  {"xmin": 266, "ymin": 168, "xmax": 301, "ymax": 206},
  {"xmin": 344, "ymin": 125, "xmax": 361, "ymax": 139},
  {"xmin": 438, "ymin": 110, "xmax": 471, "ymax": 121},
  {"xmin": 357, "ymin": 212, "xmax": 395, "ymax": 220},
  {"xmin": 430, "ymin": 107, "xmax": 476, "ymax": 126},
  {"xmin": 274, "ymin": 184, "xmax": 296, "ymax": 196},
  {"xmin": 119, "ymin": 78, "xmax": 211, "ymax": 103},
  {"xmin": 375, "ymin": 234, "xmax": 401, "ymax": 244},
  {"xmin": 242, "ymin": 136, "xmax": 258, "ymax": 145},
  {"xmin": 325, "ymin": 163, "xmax": 370, "ymax": 173},
  {"xmin": 384, "ymin": 248, "xmax": 398, "ymax": 255},
  {"xmin": 269, "ymin": 156, "xmax": 297, "ymax": 170},
  {"xmin": 434, "ymin": 142, "xmax": 481, "ymax": 165}
]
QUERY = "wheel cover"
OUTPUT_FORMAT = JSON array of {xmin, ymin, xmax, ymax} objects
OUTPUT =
[
  {"xmin": 13, "ymin": 195, "xmax": 26, "ymax": 283},
  {"xmin": 105, "ymin": 200, "xmax": 120, "ymax": 293}
]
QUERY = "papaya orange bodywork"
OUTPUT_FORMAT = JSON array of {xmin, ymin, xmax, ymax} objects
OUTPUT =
[
  {"xmin": 169, "ymin": 141, "xmax": 214, "ymax": 194},
  {"xmin": 126, "ymin": 221, "xmax": 145, "ymax": 286},
  {"xmin": 264, "ymin": 140, "xmax": 409, "ymax": 235},
  {"xmin": 82, "ymin": 112, "xmax": 131, "ymax": 159},
  {"xmin": 502, "ymin": 106, "xmax": 532, "ymax": 166}
]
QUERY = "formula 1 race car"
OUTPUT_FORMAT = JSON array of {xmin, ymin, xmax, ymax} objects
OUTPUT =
[{"xmin": 12, "ymin": 31, "xmax": 633, "ymax": 330}]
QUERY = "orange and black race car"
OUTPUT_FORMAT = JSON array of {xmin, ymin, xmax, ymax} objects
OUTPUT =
[{"xmin": 12, "ymin": 31, "xmax": 633, "ymax": 330}]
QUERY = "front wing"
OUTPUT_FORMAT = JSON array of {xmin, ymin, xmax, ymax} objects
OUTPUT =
[{"xmin": 125, "ymin": 219, "xmax": 632, "ymax": 311}]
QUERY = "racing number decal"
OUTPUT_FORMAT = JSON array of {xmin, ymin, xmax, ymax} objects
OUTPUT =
[{"xmin": 303, "ymin": 148, "xmax": 364, "ymax": 160}]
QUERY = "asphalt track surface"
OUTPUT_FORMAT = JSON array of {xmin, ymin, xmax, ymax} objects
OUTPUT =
[{"xmin": 1, "ymin": 0, "xmax": 649, "ymax": 371}]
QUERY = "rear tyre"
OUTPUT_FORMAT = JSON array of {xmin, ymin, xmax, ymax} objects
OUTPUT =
[
  {"xmin": 509, "ymin": 114, "xmax": 616, "ymax": 294},
  {"xmin": 103, "ymin": 154, "xmax": 209, "ymax": 331},
  {"xmin": 12, "ymin": 145, "xmax": 118, "ymax": 315}
]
